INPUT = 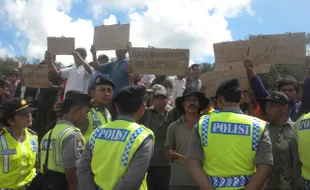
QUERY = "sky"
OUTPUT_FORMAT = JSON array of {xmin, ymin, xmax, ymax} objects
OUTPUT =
[{"xmin": 0, "ymin": 0, "xmax": 309, "ymax": 65}]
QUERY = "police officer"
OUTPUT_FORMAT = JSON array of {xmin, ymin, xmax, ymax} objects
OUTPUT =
[
  {"xmin": 39, "ymin": 90, "xmax": 93, "ymax": 190},
  {"xmin": 296, "ymin": 112, "xmax": 310, "ymax": 190},
  {"xmin": 83, "ymin": 74, "xmax": 114, "ymax": 141},
  {"xmin": 0, "ymin": 98, "xmax": 38, "ymax": 189},
  {"xmin": 77, "ymin": 85, "xmax": 155, "ymax": 190},
  {"xmin": 187, "ymin": 78, "xmax": 273, "ymax": 190}
]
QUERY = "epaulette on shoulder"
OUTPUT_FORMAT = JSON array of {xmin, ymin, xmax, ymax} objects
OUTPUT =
[
  {"xmin": 27, "ymin": 128, "xmax": 38, "ymax": 136},
  {"xmin": 0, "ymin": 128, "xmax": 6, "ymax": 136}
]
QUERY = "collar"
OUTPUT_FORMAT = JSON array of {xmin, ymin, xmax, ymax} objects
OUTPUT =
[
  {"xmin": 174, "ymin": 76, "xmax": 186, "ymax": 82},
  {"xmin": 269, "ymin": 118, "xmax": 295, "ymax": 128},
  {"xmin": 117, "ymin": 115, "xmax": 135, "ymax": 122},
  {"xmin": 149, "ymin": 105, "xmax": 172, "ymax": 113},
  {"xmin": 56, "ymin": 120, "xmax": 75, "ymax": 126},
  {"xmin": 6, "ymin": 126, "xmax": 26, "ymax": 142},
  {"xmin": 221, "ymin": 107, "xmax": 243, "ymax": 114},
  {"xmin": 117, "ymin": 58, "xmax": 129, "ymax": 63}
]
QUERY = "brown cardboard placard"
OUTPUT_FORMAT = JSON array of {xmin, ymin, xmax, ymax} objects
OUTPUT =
[
  {"xmin": 201, "ymin": 66, "xmax": 249, "ymax": 97},
  {"xmin": 215, "ymin": 62, "xmax": 270, "ymax": 74},
  {"xmin": 129, "ymin": 47, "xmax": 190, "ymax": 75},
  {"xmin": 47, "ymin": 37, "xmax": 75, "ymax": 55},
  {"xmin": 249, "ymin": 32, "xmax": 306, "ymax": 65},
  {"xmin": 93, "ymin": 24, "xmax": 130, "ymax": 50},
  {"xmin": 213, "ymin": 40, "xmax": 249, "ymax": 64},
  {"xmin": 22, "ymin": 64, "xmax": 49, "ymax": 88}
]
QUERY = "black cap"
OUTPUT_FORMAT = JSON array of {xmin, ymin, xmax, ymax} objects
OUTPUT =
[
  {"xmin": 175, "ymin": 87, "xmax": 209, "ymax": 113},
  {"xmin": 261, "ymin": 91, "xmax": 289, "ymax": 105},
  {"xmin": 94, "ymin": 74, "xmax": 115, "ymax": 89},
  {"xmin": 65, "ymin": 90, "xmax": 94, "ymax": 108},
  {"xmin": 114, "ymin": 86, "xmax": 146, "ymax": 103},
  {"xmin": 216, "ymin": 78, "xmax": 241, "ymax": 97},
  {"xmin": 2, "ymin": 98, "xmax": 36, "ymax": 125}
]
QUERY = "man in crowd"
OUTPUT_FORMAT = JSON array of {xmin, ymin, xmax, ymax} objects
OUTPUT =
[
  {"xmin": 186, "ymin": 64, "xmax": 203, "ymax": 92},
  {"xmin": 261, "ymin": 91, "xmax": 300, "ymax": 190},
  {"xmin": 77, "ymin": 86, "xmax": 154, "ymax": 190},
  {"xmin": 47, "ymin": 48, "xmax": 93, "ymax": 95},
  {"xmin": 244, "ymin": 58, "xmax": 310, "ymax": 121},
  {"xmin": 169, "ymin": 75, "xmax": 186, "ymax": 107},
  {"xmin": 83, "ymin": 74, "xmax": 114, "ymax": 142},
  {"xmin": 139, "ymin": 84, "xmax": 173, "ymax": 190},
  {"xmin": 88, "ymin": 54, "xmax": 109, "ymax": 94},
  {"xmin": 187, "ymin": 78, "xmax": 273, "ymax": 190},
  {"xmin": 165, "ymin": 88, "xmax": 209, "ymax": 190}
]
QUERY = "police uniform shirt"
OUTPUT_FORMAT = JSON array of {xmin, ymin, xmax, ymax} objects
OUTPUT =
[
  {"xmin": 187, "ymin": 107, "xmax": 273, "ymax": 166},
  {"xmin": 77, "ymin": 115, "xmax": 154, "ymax": 190},
  {"xmin": 81, "ymin": 105, "xmax": 110, "ymax": 135},
  {"xmin": 56, "ymin": 120, "xmax": 85, "ymax": 169}
]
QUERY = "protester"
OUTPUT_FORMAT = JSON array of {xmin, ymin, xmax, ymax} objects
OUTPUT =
[
  {"xmin": 186, "ymin": 64, "xmax": 202, "ymax": 91},
  {"xmin": 77, "ymin": 86, "xmax": 154, "ymax": 190},
  {"xmin": 88, "ymin": 54, "xmax": 109, "ymax": 94},
  {"xmin": 0, "ymin": 98, "xmax": 38, "ymax": 189},
  {"xmin": 244, "ymin": 58, "xmax": 310, "ymax": 121},
  {"xmin": 47, "ymin": 49, "xmax": 94, "ymax": 95},
  {"xmin": 261, "ymin": 91, "xmax": 300, "ymax": 190},
  {"xmin": 39, "ymin": 90, "xmax": 93, "ymax": 190},
  {"xmin": 187, "ymin": 78, "xmax": 273, "ymax": 190},
  {"xmin": 139, "ymin": 84, "xmax": 173, "ymax": 190},
  {"xmin": 169, "ymin": 75, "xmax": 186, "ymax": 107},
  {"xmin": 165, "ymin": 88, "xmax": 209, "ymax": 190}
]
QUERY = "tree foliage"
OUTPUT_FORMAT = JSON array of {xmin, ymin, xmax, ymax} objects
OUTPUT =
[{"xmin": 0, "ymin": 56, "xmax": 20, "ymax": 79}]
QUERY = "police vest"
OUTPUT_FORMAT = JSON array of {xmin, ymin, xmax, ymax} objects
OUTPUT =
[
  {"xmin": 0, "ymin": 127, "xmax": 38, "ymax": 189},
  {"xmin": 84, "ymin": 107, "xmax": 111, "ymax": 142},
  {"xmin": 198, "ymin": 112, "xmax": 266, "ymax": 189},
  {"xmin": 40, "ymin": 123, "xmax": 84, "ymax": 173},
  {"xmin": 297, "ymin": 113, "xmax": 310, "ymax": 182},
  {"xmin": 90, "ymin": 120, "xmax": 154, "ymax": 190}
]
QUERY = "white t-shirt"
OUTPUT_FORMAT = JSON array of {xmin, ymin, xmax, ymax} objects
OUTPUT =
[
  {"xmin": 168, "ymin": 76, "xmax": 186, "ymax": 106},
  {"xmin": 61, "ymin": 65, "xmax": 93, "ymax": 95}
]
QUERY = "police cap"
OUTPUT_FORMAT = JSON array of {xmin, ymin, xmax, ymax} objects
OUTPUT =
[
  {"xmin": 94, "ymin": 74, "xmax": 115, "ymax": 89},
  {"xmin": 2, "ymin": 98, "xmax": 36, "ymax": 125},
  {"xmin": 216, "ymin": 78, "xmax": 241, "ymax": 97},
  {"xmin": 114, "ymin": 85, "xmax": 146, "ymax": 103},
  {"xmin": 65, "ymin": 90, "xmax": 94, "ymax": 108}
]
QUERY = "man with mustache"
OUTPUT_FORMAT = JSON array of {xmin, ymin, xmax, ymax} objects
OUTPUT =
[{"xmin": 165, "ymin": 88, "xmax": 209, "ymax": 190}]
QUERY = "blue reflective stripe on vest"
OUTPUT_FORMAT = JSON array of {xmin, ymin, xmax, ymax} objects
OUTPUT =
[
  {"xmin": 90, "ymin": 109, "xmax": 102, "ymax": 129},
  {"xmin": 201, "ymin": 116, "xmax": 210, "ymax": 147},
  {"xmin": 208, "ymin": 175, "xmax": 251, "ymax": 188},
  {"xmin": 89, "ymin": 128, "xmax": 102, "ymax": 154},
  {"xmin": 252, "ymin": 119, "xmax": 260, "ymax": 151},
  {"xmin": 300, "ymin": 177, "xmax": 310, "ymax": 190},
  {"xmin": 121, "ymin": 128, "xmax": 145, "ymax": 166}
]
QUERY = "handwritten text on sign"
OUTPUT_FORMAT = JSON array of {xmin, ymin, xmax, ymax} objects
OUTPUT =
[
  {"xmin": 93, "ymin": 24, "xmax": 130, "ymax": 50},
  {"xmin": 213, "ymin": 40, "xmax": 249, "ymax": 64},
  {"xmin": 201, "ymin": 67, "xmax": 249, "ymax": 97},
  {"xmin": 130, "ymin": 48, "xmax": 190, "ymax": 75},
  {"xmin": 47, "ymin": 37, "xmax": 75, "ymax": 55},
  {"xmin": 22, "ymin": 64, "xmax": 49, "ymax": 88},
  {"xmin": 249, "ymin": 32, "xmax": 306, "ymax": 65}
]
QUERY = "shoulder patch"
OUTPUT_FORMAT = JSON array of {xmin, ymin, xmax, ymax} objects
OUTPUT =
[
  {"xmin": 0, "ymin": 128, "xmax": 5, "ymax": 136},
  {"xmin": 27, "ymin": 128, "xmax": 38, "ymax": 136}
]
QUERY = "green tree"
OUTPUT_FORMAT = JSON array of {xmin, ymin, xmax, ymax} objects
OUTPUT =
[
  {"xmin": 199, "ymin": 62, "xmax": 215, "ymax": 73},
  {"xmin": 0, "ymin": 56, "xmax": 20, "ymax": 78}
]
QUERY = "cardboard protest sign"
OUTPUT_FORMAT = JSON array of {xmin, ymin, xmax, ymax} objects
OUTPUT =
[
  {"xmin": 129, "ymin": 47, "xmax": 190, "ymax": 75},
  {"xmin": 201, "ymin": 66, "xmax": 249, "ymax": 97},
  {"xmin": 93, "ymin": 24, "xmax": 130, "ymax": 50},
  {"xmin": 22, "ymin": 64, "xmax": 49, "ymax": 88},
  {"xmin": 215, "ymin": 62, "xmax": 270, "ymax": 74},
  {"xmin": 249, "ymin": 32, "xmax": 306, "ymax": 65},
  {"xmin": 213, "ymin": 40, "xmax": 249, "ymax": 64},
  {"xmin": 47, "ymin": 37, "xmax": 75, "ymax": 55}
]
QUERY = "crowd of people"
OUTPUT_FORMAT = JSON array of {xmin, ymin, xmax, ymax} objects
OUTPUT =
[{"xmin": 0, "ymin": 44, "xmax": 310, "ymax": 190}]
